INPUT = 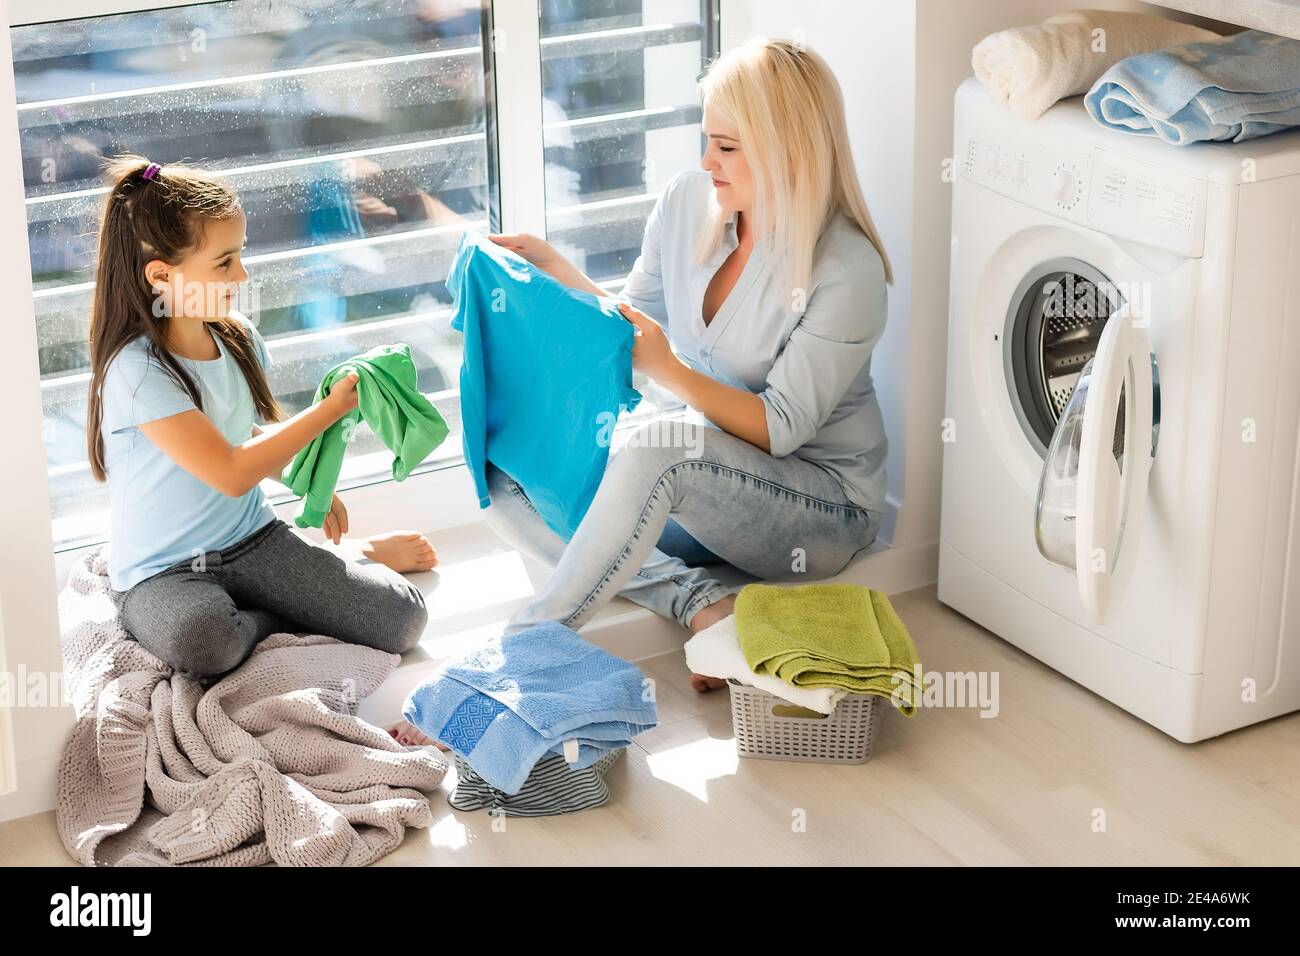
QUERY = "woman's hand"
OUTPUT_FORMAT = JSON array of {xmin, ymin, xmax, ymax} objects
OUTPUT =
[
  {"xmin": 489, "ymin": 233, "xmax": 609, "ymax": 296},
  {"xmin": 619, "ymin": 302, "xmax": 682, "ymax": 384},
  {"xmin": 323, "ymin": 493, "xmax": 349, "ymax": 545},
  {"xmin": 617, "ymin": 302, "xmax": 772, "ymax": 452},
  {"xmin": 489, "ymin": 233, "xmax": 563, "ymax": 275},
  {"xmin": 323, "ymin": 370, "xmax": 360, "ymax": 416}
]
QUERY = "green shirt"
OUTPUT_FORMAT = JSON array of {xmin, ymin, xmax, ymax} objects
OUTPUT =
[{"xmin": 283, "ymin": 343, "xmax": 449, "ymax": 528}]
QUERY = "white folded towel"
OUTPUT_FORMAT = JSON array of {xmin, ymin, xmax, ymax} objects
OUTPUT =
[
  {"xmin": 972, "ymin": 10, "xmax": 1218, "ymax": 121},
  {"xmin": 684, "ymin": 614, "xmax": 847, "ymax": 715}
]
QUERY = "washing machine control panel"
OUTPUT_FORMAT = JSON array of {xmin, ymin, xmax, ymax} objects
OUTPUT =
[
  {"xmin": 959, "ymin": 134, "xmax": 1207, "ymax": 257},
  {"xmin": 1086, "ymin": 148, "xmax": 1207, "ymax": 257}
]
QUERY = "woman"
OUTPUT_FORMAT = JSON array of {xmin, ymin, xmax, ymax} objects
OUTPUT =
[{"xmin": 404, "ymin": 36, "xmax": 891, "ymax": 736}]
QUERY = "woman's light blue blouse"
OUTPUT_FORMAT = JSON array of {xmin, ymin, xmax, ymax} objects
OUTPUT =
[{"xmin": 620, "ymin": 170, "xmax": 889, "ymax": 515}]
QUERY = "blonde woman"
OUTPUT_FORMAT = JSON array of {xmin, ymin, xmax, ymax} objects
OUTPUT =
[{"xmin": 490, "ymin": 39, "xmax": 890, "ymax": 691}]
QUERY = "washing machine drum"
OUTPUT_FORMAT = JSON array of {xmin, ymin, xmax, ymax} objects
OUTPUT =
[{"xmin": 1006, "ymin": 260, "xmax": 1121, "ymax": 455}]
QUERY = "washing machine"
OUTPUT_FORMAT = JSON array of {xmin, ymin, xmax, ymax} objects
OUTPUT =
[{"xmin": 938, "ymin": 78, "xmax": 1300, "ymax": 742}]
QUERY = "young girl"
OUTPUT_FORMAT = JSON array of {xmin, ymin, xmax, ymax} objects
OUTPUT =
[{"xmin": 88, "ymin": 156, "xmax": 436, "ymax": 679}]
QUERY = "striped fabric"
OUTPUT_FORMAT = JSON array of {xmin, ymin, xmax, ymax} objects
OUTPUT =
[{"xmin": 449, "ymin": 749, "xmax": 624, "ymax": 817}]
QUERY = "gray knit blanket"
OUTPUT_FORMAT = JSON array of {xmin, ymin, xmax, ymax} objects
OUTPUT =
[{"xmin": 56, "ymin": 549, "xmax": 447, "ymax": 866}]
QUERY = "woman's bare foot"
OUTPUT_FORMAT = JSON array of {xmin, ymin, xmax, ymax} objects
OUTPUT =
[
  {"xmin": 687, "ymin": 593, "xmax": 738, "ymax": 693},
  {"xmin": 363, "ymin": 531, "xmax": 438, "ymax": 573},
  {"xmin": 388, "ymin": 719, "xmax": 449, "ymax": 750},
  {"xmin": 689, "ymin": 673, "xmax": 728, "ymax": 693}
]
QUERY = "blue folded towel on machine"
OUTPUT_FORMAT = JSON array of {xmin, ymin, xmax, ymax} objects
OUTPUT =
[
  {"xmin": 1085, "ymin": 30, "xmax": 1300, "ymax": 144},
  {"xmin": 401, "ymin": 622, "xmax": 657, "ymax": 795}
]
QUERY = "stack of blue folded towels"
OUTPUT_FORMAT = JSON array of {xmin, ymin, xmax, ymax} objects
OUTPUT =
[
  {"xmin": 402, "ymin": 622, "xmax": 657, "ymax": 813},
  {"xmin": 1086, "ymin": 29, "xmax": 1300, "ymax": 145}
]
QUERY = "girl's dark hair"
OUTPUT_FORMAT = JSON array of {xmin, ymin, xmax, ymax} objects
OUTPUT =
[{"xmin": 86, "ymin": 155, "xmax": 282, "ymax": 481}]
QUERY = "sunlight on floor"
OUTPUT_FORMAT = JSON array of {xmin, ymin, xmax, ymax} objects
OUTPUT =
[
  {"xmin": 423, "ymin": 619, "xmax": 516, "ymax": 658},
  {"xmin": 425, "ymin": 550, "xmax": 534, "ymax": 621},
  {"xmin": 426, "ymin": 812, "xmax": 471, "ymax": 850},
  {"xmin": 645, "ymin": 735, "xmax": 740, "ymax": 802}
]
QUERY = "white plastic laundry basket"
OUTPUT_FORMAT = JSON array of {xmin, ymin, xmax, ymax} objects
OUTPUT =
[{"xmin": 727, "ymin": 680, "xmax": 882, "ymax": 764}]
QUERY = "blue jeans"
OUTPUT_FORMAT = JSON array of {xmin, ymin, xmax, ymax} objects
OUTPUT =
[{"xmin": 483, "ymin": 421, "xmax": 880, "ymax": 632}]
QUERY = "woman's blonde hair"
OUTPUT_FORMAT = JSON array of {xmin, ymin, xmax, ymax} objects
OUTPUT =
[{"xmin": 695, "ymin": 38, "xmax": 893, "ymax": 301}]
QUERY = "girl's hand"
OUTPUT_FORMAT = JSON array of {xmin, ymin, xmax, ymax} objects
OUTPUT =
[
  {"xmin": 619, "ymin": 302, "xmax": 681, "ymax": 383},
  {"xmin": 324, "ymin": 370, "xmax": 360, "ymax": 416},
  {"xmin": 489, "ymin": 233, "xmax": 562, "ymax": 275},
  {"xmin": 324, "ymin": 493, "xmax": 349, "ymax": 545}
]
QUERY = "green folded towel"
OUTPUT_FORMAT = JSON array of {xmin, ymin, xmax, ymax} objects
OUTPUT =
[
  {"xmin": 735, "ymin": 583, "xmax": 922, "ymax": 715},
  {"xmin": 283, "ymin": 343, "xmax": 449, "ymax": 528}
]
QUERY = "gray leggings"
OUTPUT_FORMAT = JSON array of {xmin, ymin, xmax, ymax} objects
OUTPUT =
[{"xmin": 113, "ymin": 519, "xmax": 428, "ymax": 679}]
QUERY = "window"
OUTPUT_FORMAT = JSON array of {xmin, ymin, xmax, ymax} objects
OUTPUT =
[
  {"xmin": 531, "ymin": 0, "xmax": 720, "ymax": 410},
  {"xmin": 11, "ymin": 0, "xmax": 717, "ymax": 551}
]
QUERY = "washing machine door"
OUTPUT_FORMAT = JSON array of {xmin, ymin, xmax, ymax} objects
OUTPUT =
[{"xmin": 1035, "ymin": 310, "xmax": 1156, "ymax": 622}]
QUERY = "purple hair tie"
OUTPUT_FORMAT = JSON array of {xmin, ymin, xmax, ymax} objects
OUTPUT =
[{"xmin": 141, "ymin": 162, "xmax": 162, "ymax": 181}]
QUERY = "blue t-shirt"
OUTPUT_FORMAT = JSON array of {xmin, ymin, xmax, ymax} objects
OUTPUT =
[
  {"xmin": 101, "ymin": 312, "xmax": 276, "ymax": 590},
  {"xmin": 449, "ymin": 231, "xmax": 641, "ymax": 539}
]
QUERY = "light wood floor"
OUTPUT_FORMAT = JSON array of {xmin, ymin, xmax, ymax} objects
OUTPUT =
[{"xmin": 3, "ymin": 582, "xmax": 1299, "ymax": 866}]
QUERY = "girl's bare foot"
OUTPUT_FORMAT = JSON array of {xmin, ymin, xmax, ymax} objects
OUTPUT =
[
  {"xmin": 363, "ymin": 531, "xmax": 438, "ymax": 573},
  {"xmin": 387, "ymin": 719, "xmax": 449, "ymax": 750},
  {"xmin": 687, "ymin": 593, "xmax": 738, "ymax": 693}
]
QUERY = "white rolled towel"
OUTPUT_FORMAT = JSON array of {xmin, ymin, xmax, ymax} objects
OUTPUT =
[
  {"xmin": 972, "ymin": 10, "xmax": 1219, "ymax": 121},
  {"xmin": 684, "ymin": 614, "xmax": 847, "ymax": 715}
]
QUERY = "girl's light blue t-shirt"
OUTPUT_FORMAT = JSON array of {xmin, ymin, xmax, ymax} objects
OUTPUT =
[{"xmin": 101, "ymin": 313, "xmax": 276, "ymax": 591}]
